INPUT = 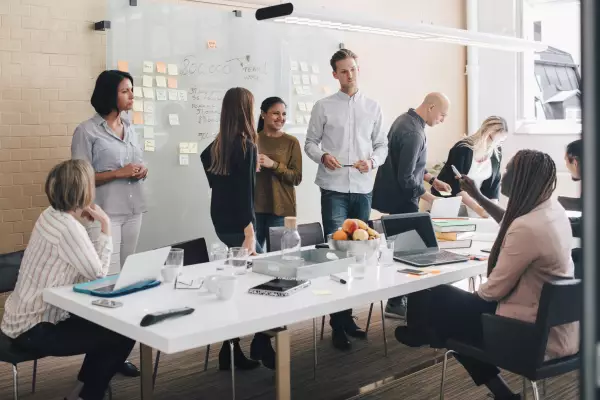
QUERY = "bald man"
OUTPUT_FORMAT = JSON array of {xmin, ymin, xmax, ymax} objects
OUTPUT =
[{"xmin": 373, "ymin": 93, "xmax": 452, "ymax": 318}]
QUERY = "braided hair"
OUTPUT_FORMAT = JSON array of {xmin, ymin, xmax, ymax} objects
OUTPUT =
[{"xmin": 487, "ymin": 150, "xmax": 557, "ymax": 275}]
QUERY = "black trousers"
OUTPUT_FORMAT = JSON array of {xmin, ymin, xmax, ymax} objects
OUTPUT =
[
  {"xmin": 14, "ymin": 316, "xmax": 135, "ymax": 400},
  {"xmin": 407, "ymin": 285, "xmax": 500, "ymax": 386}
]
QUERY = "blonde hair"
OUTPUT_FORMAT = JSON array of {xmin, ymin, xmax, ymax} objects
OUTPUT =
[
  {"xmin": 459, "ymin": 116, "xmax": 508, "ymax": 159},
  {"xmin": 45, "ymin": 159, "xmax": 95, "ymax": 212}
]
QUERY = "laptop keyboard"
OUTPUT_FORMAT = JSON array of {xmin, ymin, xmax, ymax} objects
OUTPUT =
[{"xmin": 399, "ymin": 251, "xmax": 468, "ymax": 266}]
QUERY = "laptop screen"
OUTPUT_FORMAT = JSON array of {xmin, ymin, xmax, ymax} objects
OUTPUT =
[{"xmin": 381, "ymin": 213, "xmax": 439, "ymax": 255}]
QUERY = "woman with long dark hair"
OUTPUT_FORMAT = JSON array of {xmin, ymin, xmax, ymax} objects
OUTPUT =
[
  {"xmin": 201, "ymin": 87, "xmax": 260, "ymax": 370},
  {"xmin": 395, "ymin": 150, "xmax": 579, "ymax": 400},
  {"xmin": 255, "ymin": 96, "xmax": 302, "ymax": 251}
]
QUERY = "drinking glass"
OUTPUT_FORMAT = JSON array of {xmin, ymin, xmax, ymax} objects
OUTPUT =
[
  {"xmin": 379, "ymin": 239, "xmax": 395, "ymax": 266},
  {"xmin": 164, "ymin": 248, "xmax": 184, "ymax": 286},
  {"xmin": 210, "ymin": 243, "xmax": 229, "ymax": 270},
  {"xmin": 229, "ymin": 247, "xmax": 250, "ymax": 275},
  {"xmin": 347, "ymin": 250, "xmax": 367, "ymax": 280}
]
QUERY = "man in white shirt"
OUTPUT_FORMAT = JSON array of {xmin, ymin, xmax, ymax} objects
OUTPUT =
[{"xmin": 305, "ymin": 49, "xmax": 388, "ymax": 351}]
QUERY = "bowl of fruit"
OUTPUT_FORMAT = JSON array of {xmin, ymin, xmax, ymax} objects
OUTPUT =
[{"xmin": 328, "ymin": 219, "xmax": 381, "ymax": 259}]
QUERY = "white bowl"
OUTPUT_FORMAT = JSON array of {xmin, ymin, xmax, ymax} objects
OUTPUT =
[{"xmin": 327, "ymin": 235, "xmax": 381, "ymax": 259}]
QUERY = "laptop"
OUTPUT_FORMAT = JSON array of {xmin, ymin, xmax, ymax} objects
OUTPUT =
[
  {"xmin": 84, "ymin": 247, "xmax": 172, "ymax": 293},
  {"xmin": 430, "ymin": 196, "xmax": 462, "ymax": 218},
  {"xmin": 381, "ymin": 213, "xmax": 469, "ymax": 267}
]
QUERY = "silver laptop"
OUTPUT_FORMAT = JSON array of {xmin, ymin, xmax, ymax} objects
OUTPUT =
[
  {"xmin": 430, "ymin": 196, "xmax": 462, "ymax": 219},
  {"xmin": 85, "ymin": 247, "xmax": 172, "ymax": 293},
  {"xmin": 381, "ymin": 213, "xmax": 469, "ymax": 267}
]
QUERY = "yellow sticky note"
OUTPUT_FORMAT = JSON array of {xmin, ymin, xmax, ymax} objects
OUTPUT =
[
  {"xmin": 156, "ymin": 62, "xmax": 166, "ymax": 74},
  {"xmin": 188, "ymin": 142, "xmax": 198, "ymax": 154},
  {"xmin": 142, "ymin": 75, "xmax": 153, "ymax": 87},
  {"xmin": 132, "ymin": 100, "xmax": 143, "ymax": 112},
  {"xmin": 143, "ymin": 87, "xmax": 154, "ymax": 99},
  {"xmin": 143, "ymin": 61, "xmax": 154, "ymax": 73},
  {"xmin": 117, "ymin": 60, "xmax": 128, "ymax": 72},
  {"xmin": 155, "ymin": 76, "xmax": 167, "ymax": 88},
  {"xmin": 313, "ymin": 290, "xmax": 332, "ymax": 295},
  {"xmin": 179, "ymin": 142, "xmax": 190, "ymax": 154},
  {"xmin": 167, "ymin": 64, "xmax": 178, "ymax": 76},
  {"xmin": 144, "ymin": 139, "xmax": 155, "ymax": 152},
  {"xmin": 133, "ymin": 87, "xmax": 143, "ymax": 98},
  {"xmin": 133, "ymin": 112, "xmax": 143, "ymax": 125},
  {"xmin": 167, "ymin": 78, "xmax": 178, "ymax": 89}
]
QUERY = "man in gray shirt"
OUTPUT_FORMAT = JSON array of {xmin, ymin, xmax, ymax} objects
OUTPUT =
[{"xmin": 373, "ymin": 93, "xmax": 452, "ymax": 318}]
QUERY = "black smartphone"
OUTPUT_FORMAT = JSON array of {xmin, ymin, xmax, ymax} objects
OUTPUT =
[
  {"xmin": 315, "ymin": 243, "xmax": 330, "ymax": 249},
  {"xmin": 397, "ymin": 268, "xmax": 428, "ymax": 276}
]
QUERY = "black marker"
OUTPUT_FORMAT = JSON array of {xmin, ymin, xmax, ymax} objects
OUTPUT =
[{"xmin": 330, "ymin": 274, "xmax": 347, "ymax": 285}]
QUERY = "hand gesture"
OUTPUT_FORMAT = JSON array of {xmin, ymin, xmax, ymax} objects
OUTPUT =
[
  {"xmin": 432, "ymin": 179, "xmax": 452, "ymax": 193},
  {"xmin": 133, "ymin": 165, "xmax": 148, "ymax": 180},
  {"xmin": 258, "ymin": 154, "xmax": 275, "ymax": 169},
  {"xmin": 353, "ymin": 160, "xmax": 372, "ymax": 173},
  {"xmin": 459, "ymin": 175, "xmax": 483, "ymax": 200},
  {"xmin": 117, "ymin": 163, "xmax": 140, "ymax": 179},
  {"xmin": 322, "ymin": 154, "xmax": 342, "ymax": 170}
]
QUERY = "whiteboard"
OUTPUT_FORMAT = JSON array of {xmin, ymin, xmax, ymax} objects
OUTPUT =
[{"xmin": 107, "ymin": 0, "xmax": 343, "ymax": 251}]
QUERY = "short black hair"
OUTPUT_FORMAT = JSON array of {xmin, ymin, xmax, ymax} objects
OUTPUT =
[
  {"xmin": 566, "ymin": 139, "xmax": 582, "ymax": 162},
  {"xmin": 90, "ymin": 70, "xmax": 133, "ymax": 116}
]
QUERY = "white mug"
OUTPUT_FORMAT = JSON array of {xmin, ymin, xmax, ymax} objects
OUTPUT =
[
  {"xmin": 204, "ymin": 275, "xmax": 237, "ymax": 300},
  {"xmin": 161, "ymin": 265, "xmax": 181, "ymax": 283}
]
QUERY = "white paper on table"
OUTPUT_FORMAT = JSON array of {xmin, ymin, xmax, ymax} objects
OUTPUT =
[{"xmin": 169, "ymin": 114, "xmax": 180, "ymax": 126}]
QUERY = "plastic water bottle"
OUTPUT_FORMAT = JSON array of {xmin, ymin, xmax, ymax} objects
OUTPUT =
[{"xmin": 281, "ymin": 217, "xmax": 302, "ymax": 261}]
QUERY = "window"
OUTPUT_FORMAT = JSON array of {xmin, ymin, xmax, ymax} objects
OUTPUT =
[{"xmin": 518, "ymin": 0, "xmax": 581, "ymax": 133}]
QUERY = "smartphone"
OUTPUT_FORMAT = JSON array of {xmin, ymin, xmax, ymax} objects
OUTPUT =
[
  {"xmin": 397, "ymin": 268, "xmax": 428, "ymax": 276},
  {"xmin": 451, "ymin": 165, "xmax": 462, "ymax": 178},
  {"xmin": 91, "ymin": 299, "xmax": 123, "ymax": 308}
]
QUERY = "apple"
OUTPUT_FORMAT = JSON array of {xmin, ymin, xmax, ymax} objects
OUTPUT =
[
  {"xmin": 353, "ymin": 229, "xmax": 369, "ymax": 241},
  {"xmin": 342, "ymin": 219, "xmax": 359, "ymax": 234}
]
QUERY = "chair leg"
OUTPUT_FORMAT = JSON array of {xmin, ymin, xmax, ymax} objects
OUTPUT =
[
  {"xmin": 31, "ymin": 359, "xmax": 37, "ymax": 393},
  {"xmin": 12, "ymin": 364, "xmax": 19, "ymax": 400},
  {"xmin": 439, "ymin": 350, "xmax": 454, "ymax": 400},
  {"xmin": 152, "ymin": 350, "xmax": 161, "ymax": 389},
  {"xmin": 312, "ymin": 318, "xmax": 317, "ymax": 380},
  {"xmin": 229, "ymin": 340, "xmax": 236, "ymax": 400},
  {"xmin": 522, "ymin": 377, "xmax": 528, "ymax": 400},
  {"xmin": 531, "ymin": 381, "xmax": 541, "ymax": 400},
  {"xmin": 107, "ymin": 382, "xmax": 113, "ymax": 400},
  {"xmin": 468, "ymin": 276, "xmax": 475, "ymax": 292},
  {"xmin": 542, "ymin": 379, "xmax": 546, "ymax": 395},
  {"xmin": 204, "ymin": 344, "xmax": 211, "ymax": 372},
  {"xmin": 320, "ymin": 316, "xmax": 325, "ymax": 340},
  {"xmin": 365, "ymin": 303, "xmax": 374, "ymax": 334},
  {"xmin": 379, "ymin": 301, "xmax": 388, "ymax": 357}
]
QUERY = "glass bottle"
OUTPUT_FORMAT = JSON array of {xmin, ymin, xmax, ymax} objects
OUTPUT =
[{"xmin": 281, "ymin": 217, "xmax": 302, "ymax": 261}]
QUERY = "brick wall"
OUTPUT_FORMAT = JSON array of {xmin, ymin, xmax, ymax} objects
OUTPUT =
[{"xmin": 0, "ymin": 0, "xmax": 106, "ymax": 253}]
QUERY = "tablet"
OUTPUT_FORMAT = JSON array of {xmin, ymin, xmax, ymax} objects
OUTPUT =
[{"xmin": 248, "ymin": 279, "xmax": 311, "ymax": 297}]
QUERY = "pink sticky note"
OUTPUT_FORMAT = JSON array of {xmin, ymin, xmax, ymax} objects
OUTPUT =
[
  {"xmin": 167, "ymin": 78, "xmax": 178, "ymax": 89},
  {"xmin": 156, "ymin": 62, "xmax": 166, "ymax": 74},
  {"xmin": 132, "ymin": 112, "xmax": 143, "ymax": 125},
  {"xmin": 117, "ymin": 60, "xmax": 129, "ymax": 72}
]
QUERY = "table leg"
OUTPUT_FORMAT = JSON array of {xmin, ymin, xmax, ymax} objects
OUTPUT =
[
  {"xmin": 275, "ymin": 329, "xmax": 291, "ymax": 400},
  {"xmin": 140, "ymin": 343, "xmax": 154, "ymax": 400}
]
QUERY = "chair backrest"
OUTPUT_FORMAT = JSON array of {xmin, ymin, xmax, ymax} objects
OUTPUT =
[
  {"xmin": 170, "ymin": 238, "xmax": 209, "ymax": 266},
  {"xmin": 0, "ymin": 251, "xmax": 24, "ymax": 294},
  {"xmin": 368, "ymin": 219, "xmax": 384, "ymax": 234},
  {"xmin": 268, "ymin": 222, "xmax": 325, "ymax": 252}
]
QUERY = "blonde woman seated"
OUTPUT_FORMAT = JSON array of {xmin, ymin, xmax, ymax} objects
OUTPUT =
[
  {"xmin": 432, "ymin": 116, "xmax": 508, "ymax": 218},
  {"xmin": 0, "ymin": 159, "xmax": 135, "ymax": 400}
]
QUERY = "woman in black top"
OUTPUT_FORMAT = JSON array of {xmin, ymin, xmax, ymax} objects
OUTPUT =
[
  {"xmin": 200, "ymin": 87, "xmax": 261, "ymax": 371},
  {"xmin": 433, "ymin": 116, "xmax": 508, "ymax": 218}
]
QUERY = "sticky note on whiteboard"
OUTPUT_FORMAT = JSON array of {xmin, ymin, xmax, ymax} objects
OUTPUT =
[
  {"xmin": 144, "ymin": 113, "xmax": 155, "ymax": 126},
  {"xmin": 155, "ymin": 76, "xmax": 167, "ymax": 88},
  {"xmin": 143, "ymin": 61, "xmax": 154, "ymax": 73},
  {"xmin": 144, "ymin": 101, "xmax": 155, "ymax": 114},
  {"xmin": 133, "ymin": 87, "xmax": 143, "ymax": 98},
  {"xmin": 169, "ymin": 114, "xmax": 180, "ymax": 126},
  {"xmin": 298, "ymin": 102, "xmax": 306, "ymax": 112},
  {"xmin": 295, "ymin": 116, "xmax": 304, "ymax": 125},
  {"xmin": 178, "ymin": 90, "xmax": 187, "ymax": 101},
  {"xmin": 311, "ymin": 64, "xmax": 320, "ymax": 73},
  {"xmin": 156, "ymin": 89, "xmax": 167, "ymax": 101},
  {"xmin": 167, "ymin": 78, "xmax": 178, "ymax": 89},
  {"xmin": 300, "ymin": 61, "xmax": 309, "ymax": 72},
  {"xmin": 310, "ymin": 74, "xmax": 319, "ymax": 85},
  {"xmin": 179, "ymin": 154, "xmax": 189, "ymax": 165},
  {"xmin": 188, "ymin": 142, "xmax": 198, "ymax": 154},
  {"xmin": 133, "ymin": 112, "xmax": 143, "ymax": 125},
  {"xmin": 132, "ymin": 100, "xmax": 143, "ymax": 112},
  {"xmin": 290, "ymin": 60, "xmax": 298, "ymax": 71},
  {"xmin": 301, "ymin": 75, "xmax": 310, "ymax": 85},
  {"xmin": 156, "ymin": 62, "xmax": 167, "ymax": 74},
  {"xmin": 167, "ymin": 64, "xmax": 178, "ymax": 75},
  {"xmin": 143, "ymin": 87, "xmax": 154, "ymax": 99},
  {"xmin": 142, "ymin": 75, "xmax": 153, "ymax": 87},
  {"xmin": 306, "ymin": 102, "xmax": 314, "ymax": 111},
  {"xmin": 179, "ymin": 142, "xmax": 190, "ymax": 154},
  {"xmin": 292, "ymin": 75, "xmax": 301, "ymax": 85},
  {"xmin": 168, "ymin": 89, "xmax": 178, "ymax": 101},
  {"xmin": 144, "ymin": 139, "xmax": 155, "ymax": 152},
  {"xmin": 117, "ymin": 60, "xmax": 128, "ymax": 72}
]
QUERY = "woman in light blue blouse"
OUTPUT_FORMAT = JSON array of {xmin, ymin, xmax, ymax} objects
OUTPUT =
[{"xmin": 71, "ymin": 70, "xmax": 147, "ymax": 377}]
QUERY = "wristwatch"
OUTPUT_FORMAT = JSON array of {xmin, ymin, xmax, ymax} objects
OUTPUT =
[{"xmin": 429, "ymin": 176, "xmax": 436, "ymax": 185}]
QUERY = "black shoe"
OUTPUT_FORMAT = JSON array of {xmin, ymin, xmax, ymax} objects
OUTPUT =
[
  {"xmin": 219, "ymin": 340, "xmax": 260, "ymax": 371},
  {"xmin": 344, "ymin": 317, "xmax": 367, "ymax": 339},
  {"xmin": 331, "ymin": 328, "xmax": 351, "ymax": 351},
  {"xmin": 260, "ymin": 339, "xmax": 276, "ymax": 370},
  {"xmin": 118, "ymin": 361, "xmax": 140, "ymax": 377},
  {"xmin": 250, "ymin": 333, "xmax": 272, "ymax": 360},
  {"xmin": 394, "ymin": 326, "xmax": 430, "ymax": 348}
]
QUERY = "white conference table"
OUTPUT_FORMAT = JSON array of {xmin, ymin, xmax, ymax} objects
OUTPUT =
[{"xmin": 43, "ymin": 241, "xmax": 490, "ymax": 400}]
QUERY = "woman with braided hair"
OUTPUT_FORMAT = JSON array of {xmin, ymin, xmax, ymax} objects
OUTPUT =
[{"xmin": 395, "ymin": 150, "xmax": 579, "ymax": 400}]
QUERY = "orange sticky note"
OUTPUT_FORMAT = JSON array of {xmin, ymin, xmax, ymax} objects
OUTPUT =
[
  {"xmin": 133, "ymin": 111, "xmax": 143, "ymax": 125},
  {"xmin": 430, "ymin": 270, "xmax": 441, "ymax": 275},
  {"xmin": 117, "ymin": 60, "xmax": 128, "ymax": 72},
  {"xmin": 167, "ymin": 78, "xmax": 178, "ymax": 89},
  {"xmin": 156, "ymin": 62, "xmax": 166, "ymax": 74}
]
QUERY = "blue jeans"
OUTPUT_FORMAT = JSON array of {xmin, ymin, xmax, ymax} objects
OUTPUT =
[
  {"xmin": 255, "ymin": 213, "xmax": 285, "ymax": 253},
  {"xmin": 320, "ymin": 189, "xmax": 372, "ymax": 330},
  {"xmin": 320, "ymin": 189, "xmax": 373, "ymax": 237}
]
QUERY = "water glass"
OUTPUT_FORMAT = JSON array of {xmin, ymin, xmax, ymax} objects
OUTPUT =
[
  {"xmin": 347, "ymin": 250, "xmax": 367, "ymax": 280},
  {"xmin": 379, "ymin": 239, "xmax": 395, "ymax": 266},
  {"xmin": 210, "ymin": 243, "xmax": 229, "ymax": 270},
  {"xmin": 229, "ymin": 247, "xmax": 249, "ymax": 275},
  {"xmin": 164, "ymin": 248, "xmax": 184, "ymax": 285}
]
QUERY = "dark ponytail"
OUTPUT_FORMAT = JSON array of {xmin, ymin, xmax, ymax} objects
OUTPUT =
[{"xmin": 257, "ymin": 96, "xmax": 286, "ymax": 132}]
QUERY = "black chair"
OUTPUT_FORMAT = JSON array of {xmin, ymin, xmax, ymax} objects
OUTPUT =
[
  {"xmin": 267, "ymin": 222, "xmax": 325, "ymax": 252},
  {"xmin": 0, "ymin": 250, "xmax": 40, "ymax": 400},
  {"xmin": 152, "ymin": 238, "xmax": 210, "ymax": 388},
  {"xmin": 440, "ymin": 279, "xmax": 581, "ymax": 400}
]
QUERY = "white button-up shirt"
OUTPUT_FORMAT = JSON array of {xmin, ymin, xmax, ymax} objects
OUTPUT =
[{"xmin": 305, "ymin": 90, "xmax": 387, "ymax": 194}]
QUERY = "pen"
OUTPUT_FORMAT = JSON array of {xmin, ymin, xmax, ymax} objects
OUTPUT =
[{"xmin": 330, "ymin": 274, "xmax": 347, "ymax": 284}]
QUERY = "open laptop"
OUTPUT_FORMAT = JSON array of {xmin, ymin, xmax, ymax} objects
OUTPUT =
[
  {"xmin": 381, "ymin": 213, "xmax": 469, "ymax": 267},
  {"xmin": 430, "ymin": 196, "xmax": 462, "ymax": 218},
  {"xmin": 84, "ymin": 247, "xmax": 172, "ymax": 293}
]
